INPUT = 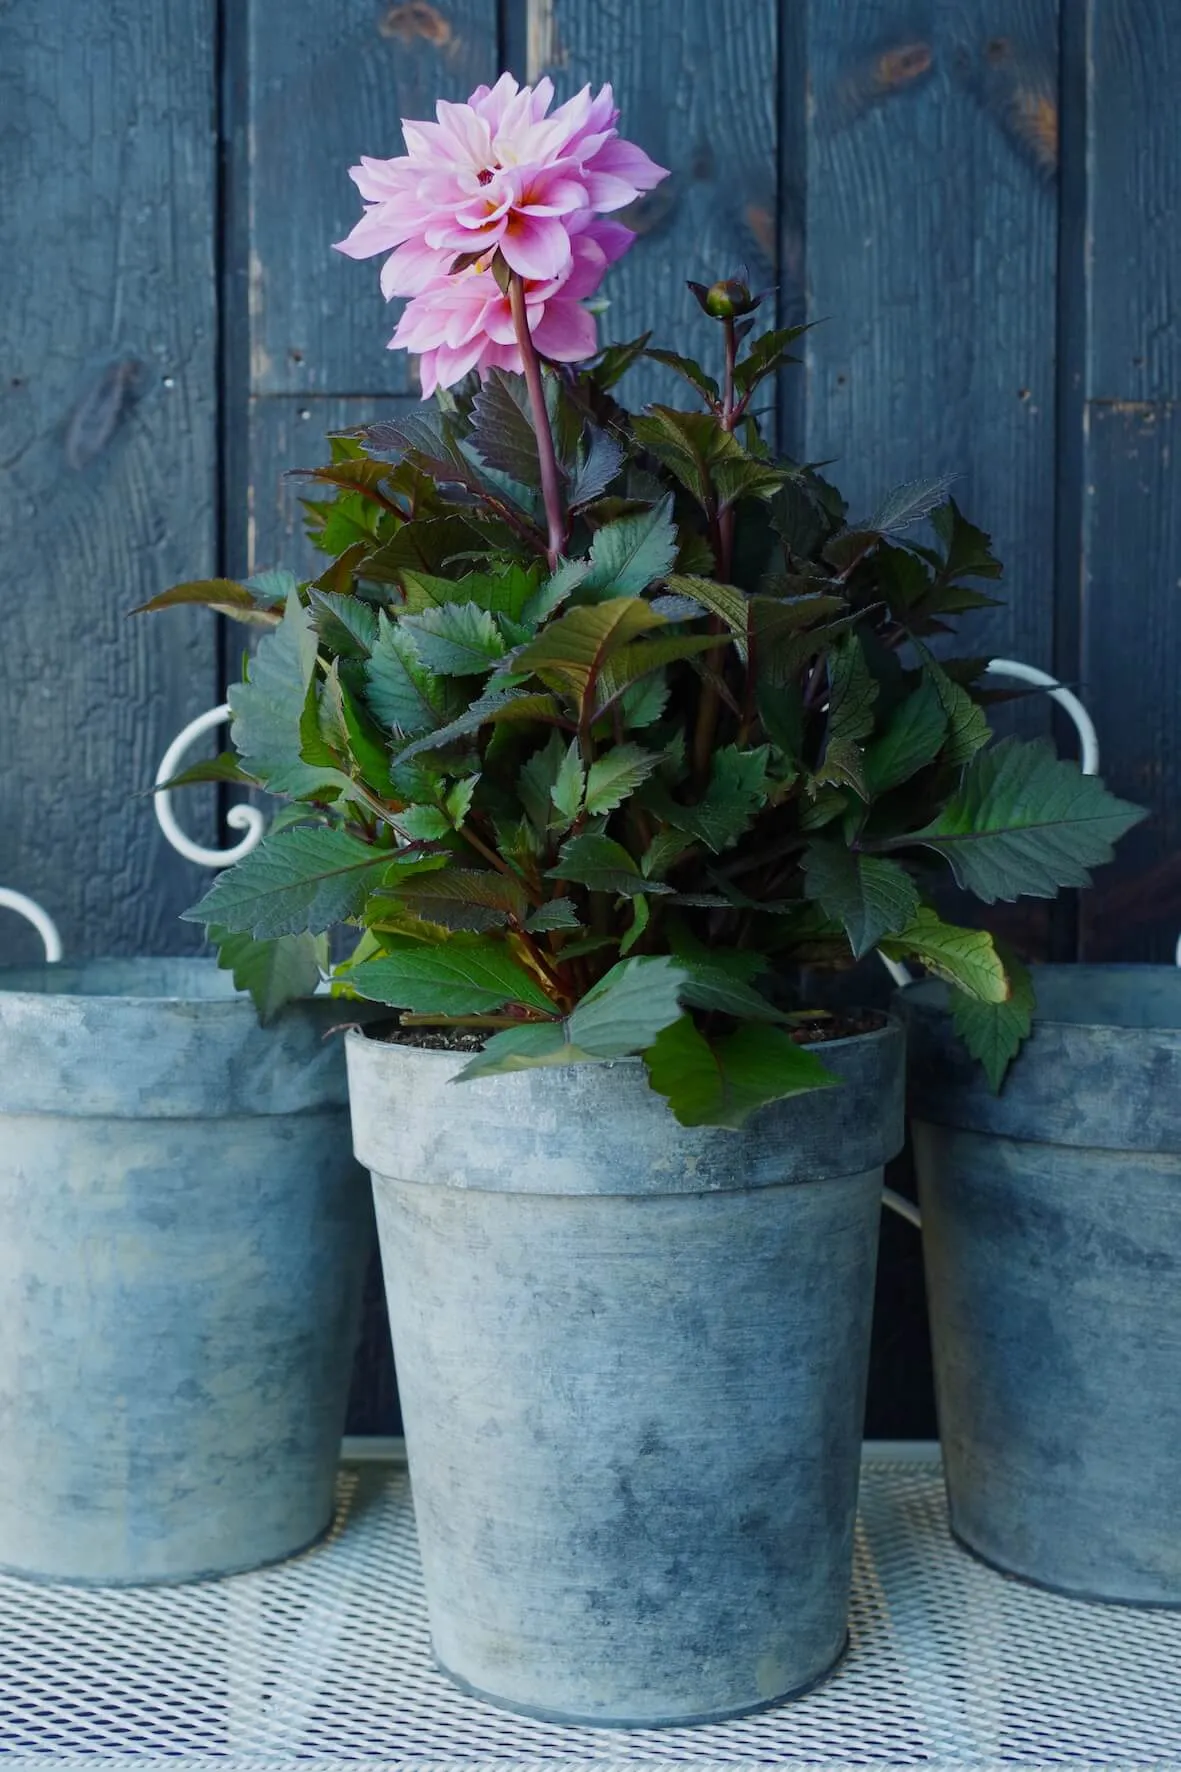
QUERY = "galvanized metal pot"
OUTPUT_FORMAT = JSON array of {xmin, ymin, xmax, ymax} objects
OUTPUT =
[
  {"xmin": 0, "ymin": 958, "xmax": 374, "ymax": 1585},
  {"xmin": 346, "ymin": 1021, "xmax": 905, "ymax": 1727},
  {"xmin": 899, "ymin": 966, "xmax": 1181, "ymax": 1606}
]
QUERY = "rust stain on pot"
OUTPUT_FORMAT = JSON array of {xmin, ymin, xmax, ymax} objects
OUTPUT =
[
  {"xmin": 379, "ymin": 2, "xmax": 452, "ymax": 46},
  {"xmin": 65, "ymin": 358, "xmax": 145, "ymax": 471}
]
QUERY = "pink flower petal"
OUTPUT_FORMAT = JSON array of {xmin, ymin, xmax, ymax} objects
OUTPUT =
[
  {"xmin": 380, "ymin": 238, "xmax": 454, "ymax": 297},
  {"xmin": 499, "ymin": 211, "xmax": 572, "ymax": 280},
  {"xmin": 530, "ymin": 298, "xmax": 598, "ymax": 363}
]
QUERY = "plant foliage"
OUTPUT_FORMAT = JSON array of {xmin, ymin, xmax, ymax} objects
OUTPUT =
[{"xmin": 155, "ymin": 297, "xmax": 1144, "ymax": 1121}]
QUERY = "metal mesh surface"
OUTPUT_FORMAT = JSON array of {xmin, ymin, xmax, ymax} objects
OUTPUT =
[{"xmin": 1, "ymin": 1448, "xmax": 1178, "ymax": 1770}]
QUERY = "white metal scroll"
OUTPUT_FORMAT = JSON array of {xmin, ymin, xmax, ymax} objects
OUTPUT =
[
  {"xmin": 0, "ymin": 890, "xmax": 63, "ymax": 962},
  {"xmin": 154, "ymin": 703, "xmax": 267, "ymax": 868}
]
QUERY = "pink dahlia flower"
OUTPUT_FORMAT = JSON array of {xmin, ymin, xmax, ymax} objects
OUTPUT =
[{"xmin": 335, "ymin": 72, "xmax": 667, "ymax": 392}]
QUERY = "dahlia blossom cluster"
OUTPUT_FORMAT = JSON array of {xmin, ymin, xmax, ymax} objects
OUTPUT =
[{"xmin": 335, "ymin": 73, "xmax": 668, "ymax": 395}]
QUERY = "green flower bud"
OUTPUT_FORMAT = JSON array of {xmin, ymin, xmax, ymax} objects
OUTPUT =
[{"xmin": 688, "ymin": 278, "xmax": 761, "ymax": 320}]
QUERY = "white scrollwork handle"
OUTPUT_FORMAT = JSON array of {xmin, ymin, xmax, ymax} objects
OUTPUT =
[
  {"xmin": 154, "ymin": 703, "xmax": 266, "ymax": 868},
  {"xmin": 0, "ymin": 890, "xmax": 63, "ymax": 962}
]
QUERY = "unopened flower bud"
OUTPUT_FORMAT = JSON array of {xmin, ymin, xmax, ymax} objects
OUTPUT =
[{"xmin": 689, "ymin": 278, "xmax": 761, "ymax": 319}]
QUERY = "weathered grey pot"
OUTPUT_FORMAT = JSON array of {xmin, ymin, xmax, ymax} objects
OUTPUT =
[
  {"xmin": 898, "ymin": 967, "xmax": 1181, "ymax": 1606},
  {"xmin": 346, "ymin": 1021, "xmax": 905, "ymax": 1727},
  {"xmin": 0, "ymin": 958, "xmax": 374, "ymax": 1585}
]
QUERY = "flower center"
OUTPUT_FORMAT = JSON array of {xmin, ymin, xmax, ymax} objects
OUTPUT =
[{"xmin": 477, "ymin": 168, "xmax": 495, "ymax": 186}]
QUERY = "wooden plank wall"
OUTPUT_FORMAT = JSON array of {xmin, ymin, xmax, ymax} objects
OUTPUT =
[{"xmin": 3, "ymin": 1, "xmax": 1178, "ymax": 1434}]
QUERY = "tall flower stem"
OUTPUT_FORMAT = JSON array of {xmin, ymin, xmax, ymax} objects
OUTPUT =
[{"xmin": 508, "ymin": 273, "xmax": 566, "ymax": 570}]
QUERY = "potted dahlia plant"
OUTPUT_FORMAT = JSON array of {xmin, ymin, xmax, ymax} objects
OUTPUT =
[{"xmin": 151, "ymin": 74, "xmax": 1142, "ymax": 1721}]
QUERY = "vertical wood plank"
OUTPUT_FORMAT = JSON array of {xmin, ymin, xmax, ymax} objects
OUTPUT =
[
  {"xmin": 520, "ymin": 0, "xmax": 779, "ymax": 412},
  {"xmin": 246, "ymin": 1, "xmax": 499, "ymax": 399},
  {"xmin": 0, "ymin": 1, "xmax": 220, "ymax": 962},
  {"xmin": 804, "ymin": 1, "xmax": 1059, "ymax": 686},
  {"xmin": 1080, "ymin": 0, "xmax": 1181, "ymax": 960}
]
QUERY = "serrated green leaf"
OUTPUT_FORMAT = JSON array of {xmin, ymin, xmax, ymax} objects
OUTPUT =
[
  {"xmin": 632, "ymin": 407, "xmax": 749, "ymax": 510},
  {"xmin": 525, "ymin": 898, "xmax": 582, "ymax": 933},
  {"xmin": 569, "ymin": 428, "xmax": 625, "ymax": 507},
  {"xmin": 584, "ymin": 743, "xmax": 660, "ymax": 815},
  {"xmin": 208, "ymin": 927, "xmax": 326, "ymax": 1022},
  {"xmin": 950, "ymin": 949, "xmax": 1036, "ymax": 1089},
  {"xmin": 454, "ymin": 1022, "xmax": 593, "ymax": 1079},
  {"xmin": 567, "ymin": 955, "xmax": 689, "ymax": 1056},
  {"xmin": 379, "ymin": 867, "xmax": 529, "ymax": 934},
  {"xmin": 522, "ymin": 556, "xmax": 590, "ymax": 625},
  {"xmin": 594, "ymin": 633, "xmax": 718, "ymax": 717},
  {"xmin": 644, "ymin": 1018, "xmax": 837, "ymax": 1129},
  {"xmin": 349, "ymin": 937, "xmax": 557, "ymax": 1016},
  {"xmin": 580, "ymin": 496, "xmax": 678, "ymax": 598},
  {"xmin": 592, "ymin": 331, "xmax": 653, "ymax": 390},
  {"xmin": 547, "ymin": 833, "xmax": 665, "ymax": 897},
  {"xmin": 395, "ymin": 689, "xmax": 564, "ymax": 764},
  {"xmin": 768, "ymin": 478, "xmax": 830, "ymax": 560},
  {"xmin": 616, "ymin": 670, "xmax": 671, "ymax": 730},
  {"xmin": 366, "ymin": 613, "xmax": 456, "ymax": 738},
  {"xmin": 229, "ymin": 591, "xmax": 356, "ymax": 800},
  {"xmin": 733, "ymin": 325, "xmax": 808, "ymax": 398},
  {"xmin": 644, "ymin": 346, "xmax": 721, "ymax": 405},
  {"xmin": 920, "ymin": 648, "xmax": 991, "ymax": 766},
  {"xmin": 469, "ymin": 368, "xmax": 543, "ymax": 487},
  {"xmin": 551, "ymin": 739, "xmax": 586, "ymax": 826},
  {"xmin": 445, "ymin": 775, "xmax": 479, "ymax": 829},
  {"xmin": 864, "ymin": 675, "xmax": 948, "ymax": 794},
  {"xmin": 185, "ymin": 827, "xmax": 396, "ymax": 939},
  {"xmin": 814, "ymin": 634, "xmax": 877, "ymax": 799},
  {"xmin": 802, "ymin": 844, "xmax": 920, "ymax": 959},
  {"xmin": 399, "ymin": 804, "xmax": 451, "ymax": 841},
  {"xmin": 519, "ymin": 730, "xmax": 568, "ymax": 834},
  {"xmin": 643, "ymin": 745, "xmax": 772, "ymax": 853},
  {"xmin": 900, "ymin": 737, "xmax": 1146, "ymax": 903},
  {"xmin": 308, "ymin": 589, "xmax": 379, "ymax": 659},
  {"xmin": 930, "ymin": 498, "xmax": 1004, "ymax": 580},
  {"xmin": 880, "ymin": 908, "xmax": 1009, "ymax": 1004},
  {"xmin": 400, "ymin": 601, "xmax": 506, "ymax": 676},
  {"xmin": 663, "ymin": 573, "xmax": 750, "ymax": 638},
  {"xmin": 514, "ymin": 596, "xmax": 664, "ymax": 704},
  {"xmin": 866, "ymin": 475, "xmax": 957, "ymax": 535}
]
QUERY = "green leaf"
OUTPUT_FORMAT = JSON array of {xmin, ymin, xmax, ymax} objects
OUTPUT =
[
  {"xmin": 566, "ymin": 955, "xmax": 688, "ymax": 1056},
  {"xmin": 644, "ymin": 745, "xmax": 772, "ymax": 853},
  {"xmin": 593, "ymin": 633, "xmax": 718, "ymax": 717},
  {"xmin": 900, "ymin": 737, "xmax": 1146, "ymax": 903},
  {"xmin": 366, "ymin": 613, "xmax": 455, "ymax": 738},
  {"xmin": 674, "ymin": 958, "xmax": 790, "ymax": 1023},
  {"xmin": 616, "ymin": 670, "xmax": 671, "ymax": 729},
  {"xmin": 814, "ymin": 634, "xmax": 877, "ymax": 799},
  {"xmin": 350, "ymin": 937, "xmax": 558, "ymax": 1016},
  {"xmin": 584, "ymin": 743, "xmax": 660, "ymax": 815},
  {"xmin": 863, "ymin": 675, "xmax": 948, "ymax": 794},
  {"xmin": 185, "ymin": 827, "xmax": 396, "ymax": 939},
  {"xmin": 522, "ymin": 556, "xmax": 590, "ymax": 625},
  {"xmin": 551, "ymin": 738, "xmax": 586, "ymax": 826},
  {"xmin": 569, "ymin": 428, "xmax": 625, "ymax": 508},
  {"xmin": 632, "ymin": 408, "xmax": 752, "ymax": 510},
  {"xmin": 880, "ymin": 908, "xmax": 1010, "ymax": 1004},
  {"xmin": 514, "ymin": 597, "xmax": 665, "ymax": 703},
  {"xmin": 592, "ymin": 331, "xmax": 653, "ymax": 390},
  {"xmin": 379, "ymin": 868, "xmax": 529, "ymax": 934},
  {"xmin": 866, "ymin": 475, "xmax": 957, "ymax": 534},
  {"xmin": 525, "ymin": 898, "xmax": 582, "ymax": 933},
  {"xmin": 394, "ymin": 689, "xmax": 564, "ymax": 764},
  {"xmin": 644, "ymin": 1018, "xmax": 837, "ymax": 1129},
  {"xmin": 713, "ymin": 454, "xmax": 787, "ymax": 507},
  {"xmin": 229, "ymin": 591, "xmax": 356, "ymax": 801},
  {"xmin": 769, "ymin": 478, "xmax": 830, "ymax": 560},
  {"xmin": 134, "ymin": 577, "xmax": 282, "ymax": 625},
  {"xmin": 519, "ymin": 731, "xmax": 567, "ymax": 833},
  {"xmin": 445, "ymin": 774, "xmax": 478, "ymax": 829},
  {"xmin": 580, "ymin": 496, "xmax": 678, "ymax": 597},
  {"xmin": 208, "ymin": 927, "xmax": 326, "ymax": 1022},
  {"xmin": 400, "ymin": 601, "xmax": 507, "ymax": 676},
  {"xmin": 308, "ymin": 589, "xmax": 379, "ymax": 659},
  {"xmin": 732, "ymin": 325, "xmax": 808, "ymax": 398},
  {"xmin": 930, "ymin": 498, "xmax": 1003, "ymax": 580},
  {"xmin": 643, "ymin": 347, "xmax": 721, "ymax": 406},
  {"xmin": 469, "ymin": 369, "xmax": 543, "ymax": 487},
  {"xmin": 398, "ymin": 804, "xmax": 451, "ymax": 842},
  {"xmin": 921, "ymin": 650, "xmax": 991, "ymax": 767},
  {"xmin": 155, "ymin": 752, "xmax": 255, "ymax": 791},
  {"xmin": 547, "ymin": 833, "xmax": 663, "ymax": 897},
  {"xmin": 950, "ymin": 950, "xmax": 1036, "ymax": 1090},
  {"xmin": 802, "ymin": 844, "xmax": 921, "ymax": 959},
  {"xmin": 663, "ymin": 573, "xmax": 750, "ymax": 638},
  {"xmin": 454, "ymin": 1022, "xmax": 591, "ymax": 1079}
]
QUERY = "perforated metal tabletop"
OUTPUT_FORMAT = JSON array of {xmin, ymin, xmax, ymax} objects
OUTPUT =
[{"xmin": 1, "ymin": 1444, "xmax": 1177, "ymax": 1770}]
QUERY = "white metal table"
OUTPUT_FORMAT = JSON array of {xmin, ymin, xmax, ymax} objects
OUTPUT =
[{"xmin": 1, "ymin": 1443, "xmax": 1177, "ymax": 1770}]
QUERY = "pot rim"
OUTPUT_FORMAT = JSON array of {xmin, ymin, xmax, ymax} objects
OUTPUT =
[
  {"xmin": 898, "ymin": 964, "xmax": 1181, "ymax": 1039},
  {"xmin": 0, "ymin": 956, "xmax": 326, "ymax": 1015}
]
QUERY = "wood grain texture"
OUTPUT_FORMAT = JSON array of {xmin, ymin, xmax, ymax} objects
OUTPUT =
[
  {"xmin": 803, "ymin": 0, "xmax": 1059, "ymax": 684},
  {"xmin": 520, "ymin": 0, "xmax": 778, "ymax": 413},
  {"xmin": 1079, "ymin": 404, "xmax": 1181, "ymax": 961},
  {"xmin": 247, "ymin": 397, "xmax": 417, "ymax": 577},
  {"xmin": 245, "ymin": 0, "xmax": 497, "ymax": 397},
  {"xmin": 1078, "ymin": 3, "xmax": 1181, "ymax": 961},
  {"xmin": 1085, "ymin": 1, "xmax": 1180, "ymax": 403},
  {"xmin": 0, "ymin": 0, "xmax": 220, "ymax": 963}
]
